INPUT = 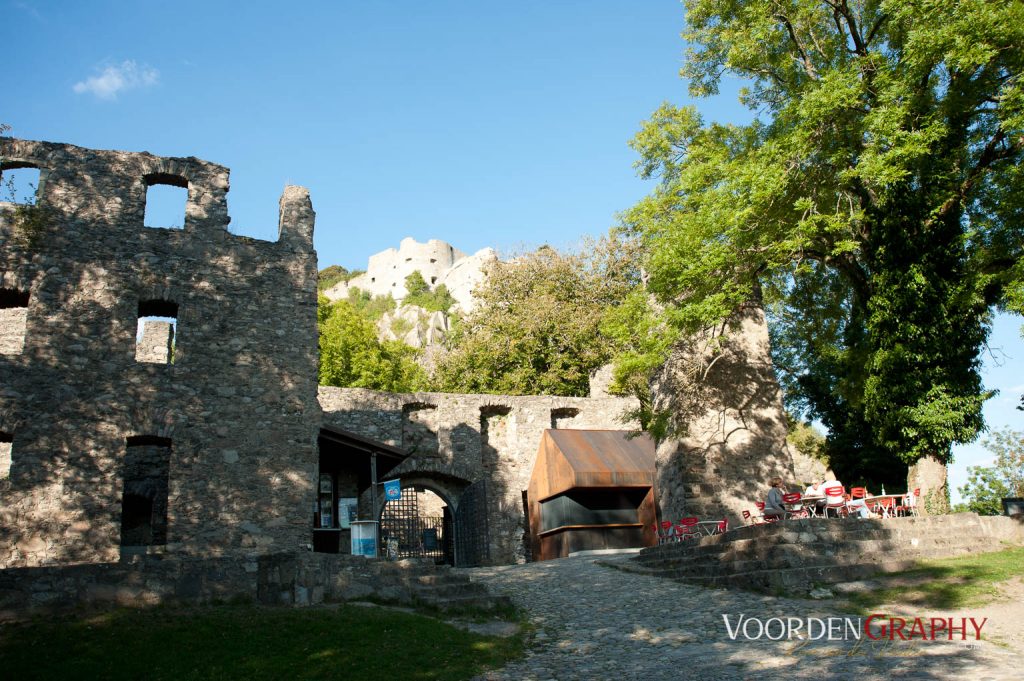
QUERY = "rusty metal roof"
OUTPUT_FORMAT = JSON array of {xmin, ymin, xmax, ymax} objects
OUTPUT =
[{"xmin": 542, "ymin": 429, "xmax": 655, "ymax": 491}]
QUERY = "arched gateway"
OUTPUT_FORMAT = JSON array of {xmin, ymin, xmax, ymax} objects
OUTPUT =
[{"xmin": 315, "ymin": 426, "xmax": 493, "ymax": 566}]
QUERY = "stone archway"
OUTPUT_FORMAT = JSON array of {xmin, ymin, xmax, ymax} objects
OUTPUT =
[{"xmin": 377, "ymin": 475, "xmax": 465, "ymax": 565}]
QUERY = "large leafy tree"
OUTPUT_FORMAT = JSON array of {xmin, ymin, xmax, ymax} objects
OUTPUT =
[
  {"xmin": 318, "ymin": 296, "xmax": 427, "ymax": 392},
  {"xmin": 621, "ymin": 0, "xmax": 1024, "ymax": 481},
  {"xmin": 434, "ymin": 240, "xmax": 641, "ymax": 396}
]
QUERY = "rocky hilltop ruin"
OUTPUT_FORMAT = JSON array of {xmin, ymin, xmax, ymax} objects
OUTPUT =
[
  {"xmin": 323, "ymin": 237, "xmax": 496, "ymax": 313},
  {"xmin": 322, "ymin": 237, "xmax": 496, "ymax": 350}
]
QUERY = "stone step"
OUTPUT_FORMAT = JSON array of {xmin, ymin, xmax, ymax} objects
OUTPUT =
[
  {"xmin": 638, "ymin": 524, "xmax": 993, "ymax": 562},
  {"xmin": 625, "ymin": 514, "xmax": 1017, "ymax": 596},
  {"xmin": 630, "ymin": 543, "xmax": 996, "ymax": 586},
  {"xmin": 413, "ymin": 591, "xmax": 514, "ymax": 612},
  {"xmin": 634, "ymin": 532, "xmax": 995, "ymax": 565},
  {"xmin": 636, "ymin": 535, "xmax": 995, "ymax": 570},
  {"xmin": 411, "ymin": 581, "xmax": 492, "ymax": 600},
  {"xmin": 643, "ymin": 515, "xmax": 990, "ymax": 549},
  {"xmin": 411, "ymin": 573, "xmax": 472, "ymax": 586}
]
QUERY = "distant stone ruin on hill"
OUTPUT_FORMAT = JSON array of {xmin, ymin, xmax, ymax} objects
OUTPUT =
[
  {"xmin": 322, "ymin": 237, "xmax": 496, "ymax": 314},
  {"xmin": 321, "ymin": 237, "xmax": 497, "ymax": 351}
]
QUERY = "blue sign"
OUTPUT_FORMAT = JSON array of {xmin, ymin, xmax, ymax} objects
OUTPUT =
[{"xmin": 384, "ymin": 479, "xmax": 402, "ymax": 501}]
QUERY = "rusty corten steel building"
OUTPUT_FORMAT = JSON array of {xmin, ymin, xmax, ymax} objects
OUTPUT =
[{"xmin": 527, "ymin": 429, "xmax": 657, "ymax": 561}]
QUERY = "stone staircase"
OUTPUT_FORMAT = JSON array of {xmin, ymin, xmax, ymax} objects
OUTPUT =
[
  {"xmin": 613, "ymin": 513, "xmax": 1023, "ymax": 594},
  {"xmin": 260, "ymin": 553, "xmax": 512, "ymax": 612},
  {"xmin": 407, "ymin": 568, "xmax": 513, "ymax": 612}
]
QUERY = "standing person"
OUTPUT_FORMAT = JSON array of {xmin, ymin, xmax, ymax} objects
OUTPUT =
[{"xmin": 765, "ymin": 477, "xmax": 787, "ymax": 520}]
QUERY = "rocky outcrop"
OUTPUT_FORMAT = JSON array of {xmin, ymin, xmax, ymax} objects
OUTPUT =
[{"xmin": 378, "ymin": 305, "xmax": 450, "ymax": 348}]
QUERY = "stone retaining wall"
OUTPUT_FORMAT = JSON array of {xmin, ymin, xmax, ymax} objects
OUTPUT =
[
  {"xmin": 0, "ymin": 552, "xmax": 500, "ymax": 621},
  {"xmin": 626, "ymin": 513, "xmax": 1024, "ymax": 593}
]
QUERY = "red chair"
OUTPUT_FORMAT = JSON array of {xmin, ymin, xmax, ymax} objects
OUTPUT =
[
  {"xmin": 873, "ymin": 496, "xmax": 896, "ymax": 518},
  {"xmin": 755, "ymin": 501, "xmax": 780, "ymax": 523},
  {"xmin": 824, "ymin": 485, "xmax": 847, "ymax": 518},
  {"xmin": 895, "ymin": 488, "xmax": 921, "ymax": 517},
  {"xmin": 782, "ymin": 492, "xmax": 808, "ymax": 519},
  {"xmin": 742, "ymin": 509, "xmax": 754, "ymax": 525},
  {"xmin": 676, "ymin": 516, "xmax": 701, "ymax": 541},
  {"xmin": 850, "ymin": 487, "xmax": 867, "ymax": 499},
  {"xmin": 716, "ymin": 518, "xmax": 729, "ymax": 534}
]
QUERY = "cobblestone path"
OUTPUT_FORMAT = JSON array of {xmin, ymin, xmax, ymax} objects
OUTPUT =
[{"xmin": 465, "ymin": 555, "xmax": 1023, "ymax": 681}]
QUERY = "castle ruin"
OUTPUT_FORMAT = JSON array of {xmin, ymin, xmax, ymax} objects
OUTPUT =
[{"xmin": 1, "ymin": 138, "xmax": 795, "ymax": 586}]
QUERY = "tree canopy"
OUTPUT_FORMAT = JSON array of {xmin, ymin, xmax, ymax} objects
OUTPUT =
[
  {"xmin": 317, "ymin": 265, "xmax": 362, "ymax": 292},
  {"xmin": 402, "ymin": 271, "xmax": 456, "ymax": 313},
  {"xmin": 433, "ymin": 241, "xmax": 641, "ymax": 397},
  {"xmin": 318, "ymin": 296, "xmax": 427, "ymax": 392},
  {"xmin": 621, "ymin": 0, "xmax": 1024, "ymax": 480}
]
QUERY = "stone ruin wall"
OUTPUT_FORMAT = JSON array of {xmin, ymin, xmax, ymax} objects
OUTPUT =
[
  {"xmin": 323, "ymin": 236, "xmax": 497, "ymax": 313},
  {"xmin": 651, "ymin": 305, "xmax": 797, "ymax": 525},
  {"xmin": 0, "ymin": 138, "xmax": 322, "ymax": 568},
  {"xmin": 318, "ymin": 386, "xmax": 640, "ymax": 564},
  {"xmin": 0, "ymin": 136, "xmax": 801, "ymax": 574}
]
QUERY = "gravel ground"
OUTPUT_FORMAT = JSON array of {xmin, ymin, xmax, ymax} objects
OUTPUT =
[{"xmin": 464, "ymin": 554, "xmax": 1023, "ymax": 681}]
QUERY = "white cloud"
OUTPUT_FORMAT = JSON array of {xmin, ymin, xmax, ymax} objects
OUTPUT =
[{"xmin": 73, "ymin": 61, "xmax": 159, "ymax": 100}]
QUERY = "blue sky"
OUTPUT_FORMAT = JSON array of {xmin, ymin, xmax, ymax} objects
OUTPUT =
[{"xmin": 3, "ymin": 0, "xmax": 1020, "ymax": 499}]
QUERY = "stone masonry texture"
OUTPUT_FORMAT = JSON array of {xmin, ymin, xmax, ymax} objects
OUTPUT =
[
  {"xmin": 651, "ymin": 305, "xmax": 797, "ymax": 524},
  {"xmin": 319, "ymin": 386, "xmax": 641, "ymax": 564},
  {"xmin": 0, "ymin": 138, "xmax": 321, "ymax": 568},
  {"xmin": 1, "ymin": 136, "xmax": 797, "ymax": 580}
]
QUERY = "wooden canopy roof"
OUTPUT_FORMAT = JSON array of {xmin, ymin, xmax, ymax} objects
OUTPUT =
[{"xmin": 529, "ymin": 429, "xmax": 655, "ymax": 502}]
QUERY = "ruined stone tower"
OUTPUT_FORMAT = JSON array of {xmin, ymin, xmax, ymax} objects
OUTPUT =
[{"xmin": 0, "ymin": 139, "xmax": 321, "ymax": 567}]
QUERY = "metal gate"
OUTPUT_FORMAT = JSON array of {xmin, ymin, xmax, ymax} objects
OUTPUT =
[
  {"xmin": 379, "ymin": 489, "xmax": 451, "ymax": 564},
  {"xmin": 454, "ymin": 479, "xmax": 490, "ymax": 567}
]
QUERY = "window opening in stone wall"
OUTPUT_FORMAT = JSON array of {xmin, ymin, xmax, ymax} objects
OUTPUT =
[
  {"xmin": 0, "ymin": 165, "xmax": 41, "ymax": 204},
  {"xmin": 401, "ymin": 403, "xmax": 439, "ymax": 457},
  {"xmin": 0, "ymin": 287, "xmax": 30, "ymax": 355},
  {"xmin": 120, "ymin": 436, "xmax": 172, "ymax": 549},
  {"xmin": 136, "ymin": 299, "xmax": 178, "ymax": 364},
  {"xmin": 0, "ymin": 431, "xmax": 12, "ymax": 480},
  {"xmin": 551, "ymin": 407, "xmax": 580, "ymax": 429},
  {"xmin": 480, "ymin": 405, "xmax": 511, "ymax": 471},
  {"xmin": 143, "ymin": 173, "xmax": 188, "ymax": 230}
]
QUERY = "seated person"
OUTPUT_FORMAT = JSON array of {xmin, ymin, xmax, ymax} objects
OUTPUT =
[
  {"xmin": 803, "ymin": 480, "xmax": 827, "ymax": 513},
  {"xmin": 820, "ymin": 478, "xmax": 845, "ymax": 515},
  {"xmin": 846, "ymin": 487, "xmax": 874, "ymax": 518},
  {"xmin": 764, "ymin": 477, "xmax": 787, "ymax": 520}
]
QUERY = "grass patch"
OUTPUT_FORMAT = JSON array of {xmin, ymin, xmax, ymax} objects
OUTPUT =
[
  {"xmin": 846, "ymin": 544, "xmax": 1024, "ymax": 612},
  {"xmin": 0, "ymin": 603, "xmax": 524, "ymax": 680}
]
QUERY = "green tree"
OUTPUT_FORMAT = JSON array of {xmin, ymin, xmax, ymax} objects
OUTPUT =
[
  {"xmin": 956, "ymin": 428, "xmax": 1024, "ymax": 515},
  {"xmin": 788, "ymin": 418, "xmax": 828, "ymax": 465},
  {"xmin": 402, "ymin": 271, "xmax": 456, "ymax": 313},
  {"xmin": 620, "ymin": 1, "xmax": 1024, "ymax": 482},
  {"xmin": 434, "ymin": 240, "xmax": 641, "ymax": 396},
  {"xmin": 317, "ymin": 265, "xmax": 362, "ymax": 292},
  {"xmin": 318, "ymin": 296, "xmax": 426, "ymax": 392},
  {"xmin": 343, "ymin": 287, "xmax": 396, "ymax": 321}
]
